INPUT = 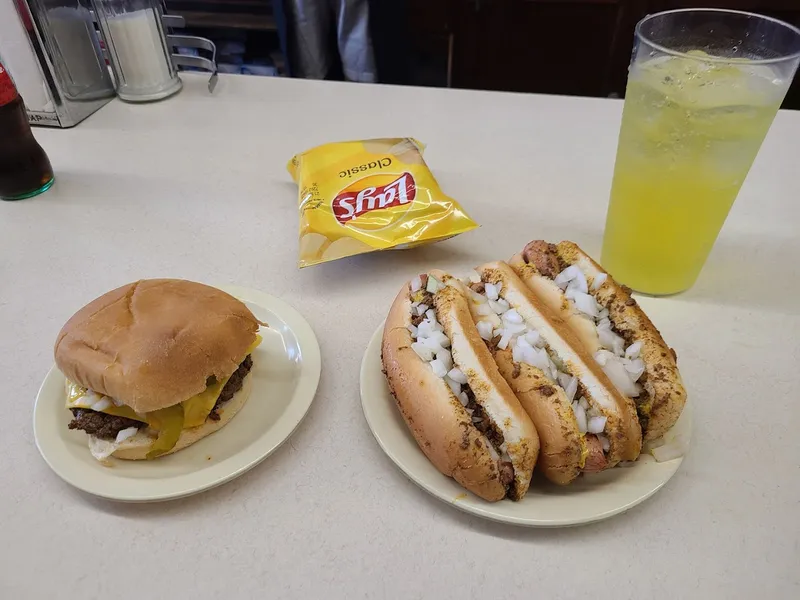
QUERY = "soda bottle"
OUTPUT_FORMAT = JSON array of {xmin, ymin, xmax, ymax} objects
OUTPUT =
[{"xmin": 0, "ymin": 59, "xmax": 54, "ymax": 201}]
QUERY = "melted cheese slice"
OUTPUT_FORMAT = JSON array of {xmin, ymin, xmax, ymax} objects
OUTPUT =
[
  {"xmin": 182, "ymin": 333, "xmax": 262, "ymax": 427},
  {"xmin": 65, "ymin": 334, "xmax": 262, "ymax": 430}
]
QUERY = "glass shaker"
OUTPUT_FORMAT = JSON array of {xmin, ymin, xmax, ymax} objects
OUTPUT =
[{"xmin": 92, "ymin": 0, "xmax": 182, "ymax": 102}]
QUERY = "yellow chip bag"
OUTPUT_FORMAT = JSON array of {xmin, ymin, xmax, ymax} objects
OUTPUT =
[{"xmin": 287, "ymin": 138, "xmax": 478, "ymax": 268}]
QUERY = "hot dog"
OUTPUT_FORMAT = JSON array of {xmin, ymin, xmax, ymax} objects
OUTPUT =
[
  {"xmin": 459, "ymin": 262, "xmax": 642, "ymax": 485},
  {"xmin": 509, "ymin": 241, "xmax": 687, "ymax": 442},
  {"xmin": 381, "ymin": 270, "xmax": 540, "ymax": 501}
]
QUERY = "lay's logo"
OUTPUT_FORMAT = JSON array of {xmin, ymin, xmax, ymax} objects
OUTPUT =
[{"xmin": 332, "ymin": 172, "xmax": 416, "ymax": 225}]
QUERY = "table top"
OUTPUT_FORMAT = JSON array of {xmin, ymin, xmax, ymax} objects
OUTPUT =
[{"xmin": 3, "ymin": 74, "xmax": 798, "ymax": 599}]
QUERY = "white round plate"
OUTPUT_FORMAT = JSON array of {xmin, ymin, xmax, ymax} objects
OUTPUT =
[
  {"xmin": 360, "ymin": 322, "xmax": 691, "ymax": 527},
  {"xmin": 34, "ymin": 285, "xmax": 321, "ymax": 502}
]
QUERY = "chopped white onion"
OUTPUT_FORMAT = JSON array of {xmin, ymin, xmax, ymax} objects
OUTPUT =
[
  {"xmin": 592, "ymin": 272, "xmax": 608, "ymax": 290},
  {"xmin": 594, "ymin": 349, "xmax": 611, "ymax": 366},
  {"xmin": 92, "ymin": 397, "xmax": 111, "ymax": 412},
  {"xmin": 445, "ymin": 376, "xmax": 461, "ymax": 396},
  {"xmin": 425, "ymin": 308, "xmax": 436, "ymax": 322},
  {"xmin": 447, "ymin": 368, "xmax": 468, "ymax": 385},
  {"xmin": 502, "ymin": 309, "xmax": 523, "ymax": 324},
  {"xmin": 574, "ymin": 403, "xmax": 588, "ymax": 433},
  {"xmin": 597, "ymin": 434, "xmax": 611, "ymax": 452},
  {"xmin": 488, "ymin": 298, "xmax": 510, "ymax": 314},
  {"xmin": 524, "ymin": 330, "xmax": 540, "ymax": 347},
  {"xmin": 476, "ymin": 320, "xmax": 494, "ymax": 341},
  {"xmin": 415, "ymin": 303, "xmax": 429, "ymax": 317},
  {"xmin": 88, "ymin": 436, "xmax": 118, "ymax": 462},
  {"xmin": 411, "ymin": 342, "xmax": 435, "ymax": 362},
  {"xmin": 503, "ymin": 322, "xmax": 527, "ymax": 335},
  {"xmin": 485, "ymin": 282, "xmax": 500, "ymax": 300},
  {"xmin": 651, "ymin": 436, "xmax": 689, "ymax": 462},
  {"xmin": 602, "ymin": 359, "xmax": 641, "ymax": 397},
  {"xmin": 411, "ymin": 276, "xmax": 422, "ymax": 292},
  {"xmin": 430, "ymin": 358, "xmax": 448, "ymax": 378},
  {"xmin": 459, "ymin": 392, "xmax": 470, "ymax": 407},
  {"xmin": 407, "ymin": 324, "xmax": 418, "ymax": 337},
  {"xmin": 598, "ymin": 327, "xmax": 625, "ymax": 356},
  {"xmin": 578, "ymin": 395, "xmax": 589, "ymax": 411},
  {"xmin": 625, "ymin": 358, "xmax": 646, "ymax": 382},
  {"xmin": 557, "ymin": 372, "xmax": 572, "ymax": 390},
  {"xmin": 476, "ymin": 303, "xmax": 493, "ymax": 317},
  {"xmin": 554, "ymin": 265, "xmax": 581, "ymax": 289},
  {"xmin": 512, "ymin": 343, "xmax": 525, "ymax": 364},
  {"xmin": 572, "ymin": 292, "xmax": 600, "ymax": 318},
  {"xmin": 429, "ymin": 331, "xmax": 451, "ymax": 348},
  {"xmin": 566, "ymin": 377, "xmax": 579, "ymax": 402},
  {"xmin": 587, "ymin": 416, "xmax": 607, "ymax": 434},
  {"xmin": 497, "ymin": 330, "xmax": 514, "ymax": 350},
  {"xmin": 572, "ymin": 269, "xmax": 588, "ymax": 294},
  {"xmin": 436, "ymin": 348, "xmax": 453, "ymax": 371},
  {"xmin": 421, "ymin": 335, "xmax": 443, "ymax": 351},
  {"xmin": 426, "ymin": 276, "xmax": 440, "ymax": 293},
  {"xmin": 469, "ymin": 289, "xmax": 488, "ymax": 304},
  {"xmin": 598, "ymin": 307, "xmax": 610, "ymax": 319},
  {"xmin": 625, "ymin": 341, "xmax": 643, "ymax": 360},
  {"xmin": 524, "ymin": 347, "xmax": 550, "ymax": 372},
  {"xmin": 115, "ymin": 427, "xmax": 138, "ymax": 443},
  {"xmin": 468, "ymin": 270, "xmax": 482, "ymax": 284}
]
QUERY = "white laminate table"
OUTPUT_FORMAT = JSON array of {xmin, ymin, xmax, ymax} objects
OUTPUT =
[{"xmin": 2, "ymin": 74, "xmax": 798, "ymax": 599}]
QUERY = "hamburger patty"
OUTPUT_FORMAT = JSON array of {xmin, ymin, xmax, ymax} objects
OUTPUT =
[
  {"xmin": 68, "ymin": 355, "xmax": 254, "ymax": 437},
  {"xmin": 208, "ymin": 354, "xmax": 253, "ymax": 421},
  {"xmin": 68, "ymin": 409, "xmax": 144, "ymax": 440}
]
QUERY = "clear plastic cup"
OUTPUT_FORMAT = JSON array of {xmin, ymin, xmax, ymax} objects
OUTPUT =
[{"xmin": 601, "ymin": 9, "xmax": 800, "ymax": 295}]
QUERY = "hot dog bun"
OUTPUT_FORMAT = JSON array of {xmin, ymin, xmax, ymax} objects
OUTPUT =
[
  {"xmin": 430, "ymin": 270, "xmax": 540, "ymax": 496},
  {"xmin": 510, "ymin": 241, "xmax": 687, "ymax": 441},
  {"xmin": 490, "ymin": 346, "xmax": 584, "ymax": 484},
  {"xmin": 473, "ymin": 262, "xmax": 642, "ymax": 469},
  {"xmin": 382, "ymin": 272, "xmax": 539, "ymax": 501},
  {"xmin": 383, "ymin": 288, "xmax": 507, "ymax": 502}
]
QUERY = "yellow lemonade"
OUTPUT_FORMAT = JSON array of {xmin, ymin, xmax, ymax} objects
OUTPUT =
[{"xmin": 602, "ymin": 53, "xmax": 785, "ymax": 294}]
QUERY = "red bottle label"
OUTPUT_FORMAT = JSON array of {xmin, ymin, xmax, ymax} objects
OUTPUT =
[{"xmin": 0, "ymin": 64, "xmax": 19, "ymax": 107}]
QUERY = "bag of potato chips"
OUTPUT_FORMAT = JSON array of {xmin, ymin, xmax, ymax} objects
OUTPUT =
[{"xmin": 287, "ymin": 138, "xmax": 478, "ymax": 268}]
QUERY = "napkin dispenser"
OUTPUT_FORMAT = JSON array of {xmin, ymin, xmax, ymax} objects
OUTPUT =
[
  {"xmin": 0, "ymin": 0, "xmax": 115, "ymax": 127},
  {"xmin": 0, "ymin": 0, "xmax": 217, "ymax": 127}
]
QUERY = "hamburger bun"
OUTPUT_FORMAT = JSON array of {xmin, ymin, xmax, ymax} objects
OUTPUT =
[{"xmin": 54, "ymin": 279, "xmax": 261, "ymax": 414}]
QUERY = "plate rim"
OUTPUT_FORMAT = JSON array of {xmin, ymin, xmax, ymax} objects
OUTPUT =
[
  {"xmin": 360, "ymin": 320, "xmax": 686, "ymax": 527},
  {"xmin": 33, "ymin": 285, "xmax": 321, "ymax": 503}
]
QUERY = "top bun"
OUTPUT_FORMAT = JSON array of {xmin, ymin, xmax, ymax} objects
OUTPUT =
[{"xmin": 54, "ymin": 279, "xmax": 260, "ymax": 413}]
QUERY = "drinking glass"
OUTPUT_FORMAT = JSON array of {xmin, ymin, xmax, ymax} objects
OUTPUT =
[{"xmin": 602, "ymin": 9, "xmax": 800, "ymax": 295}]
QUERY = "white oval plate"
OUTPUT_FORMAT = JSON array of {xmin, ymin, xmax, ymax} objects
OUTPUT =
[
  {"xmin": 360, "ymin": 322, "xmax": 691, "ymax": 527},
  {"xmin": 34, "ymin": 285, "xmax": 321, "ymax": 503}
]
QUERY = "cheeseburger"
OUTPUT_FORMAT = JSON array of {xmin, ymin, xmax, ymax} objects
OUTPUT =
[{"xmin": 54, "ymin": 279, "xmax": 264, "ymax": 463}]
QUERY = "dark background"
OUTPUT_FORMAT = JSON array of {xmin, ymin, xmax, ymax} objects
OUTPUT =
[{"xmin": 165, "ymin": 0, "xmax": 800, "ymax": 109}]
